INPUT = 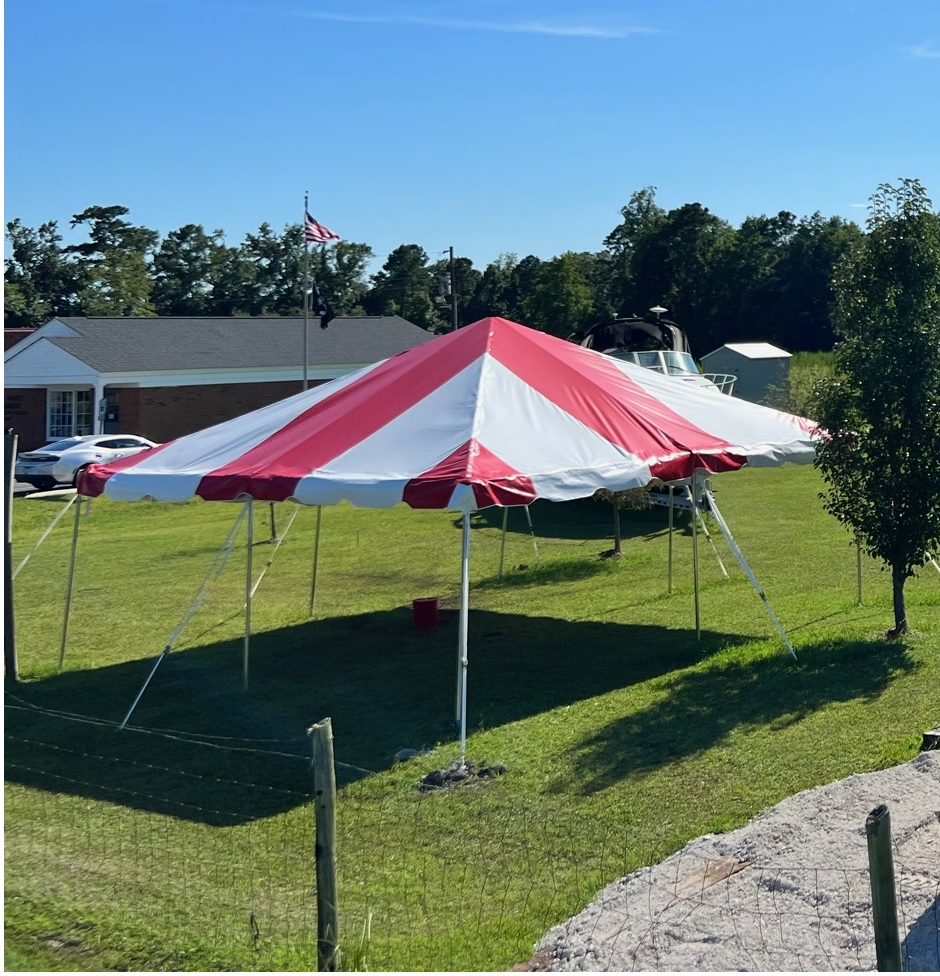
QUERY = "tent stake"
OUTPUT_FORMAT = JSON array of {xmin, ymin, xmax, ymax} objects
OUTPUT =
[
  {"xmin": 498, "ymin": 506, "xmax": 508, "ymax": 580},
  {"xmin": 308, "ymin": 505, "xmax": 322, "ymax": 615},
  {"xmin": 244, "ymin": 499, "xmax": 253, "ymax": 691},
  {"xmin": 704, "ymin": 488, "xmax": 798, "ymax": 661},
  {"xmin": 458, "ymin": 511, "xmax": 471, "ymax": 765},
  {"xmin": 59, "ymin": 495, "xmax": 83, "ymax": 669}
]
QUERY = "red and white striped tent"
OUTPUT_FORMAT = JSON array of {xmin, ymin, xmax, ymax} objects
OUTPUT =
[
  {"xmin": 78, "ymin": 317, "xmax": 821, "ymax": 755},
  {"xmin": 82, "ymin": 316, "xmax": 817, "ymax": 507}
]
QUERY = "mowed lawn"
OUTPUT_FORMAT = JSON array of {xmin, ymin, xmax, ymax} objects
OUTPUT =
[{"xmin": 5, "ymin": 463, "xmax": 939, "ymax": 971}]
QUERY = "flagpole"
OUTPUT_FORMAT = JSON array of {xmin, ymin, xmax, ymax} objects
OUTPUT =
[{"xmin": 303, "ymin": 190, "xmax": 310, "ymax": 391}]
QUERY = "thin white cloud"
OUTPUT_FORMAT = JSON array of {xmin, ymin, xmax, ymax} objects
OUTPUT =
[
  {"xmin": 297, "ymin": 9, "xmax": 658, "ymax": 39},
  {"xmin": 904, "ymin": 40, "xmax": 940, "ymax": 59}
]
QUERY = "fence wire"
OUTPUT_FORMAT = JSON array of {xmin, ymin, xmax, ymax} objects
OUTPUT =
[{"xmin": 5, "ymin": 706, "xmax": 938, "ymax": 972}]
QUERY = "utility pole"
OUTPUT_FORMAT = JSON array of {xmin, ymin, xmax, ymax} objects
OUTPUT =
[{"xmin": 449, "ymin": 246, "xmax": 458, "ymax": 331}]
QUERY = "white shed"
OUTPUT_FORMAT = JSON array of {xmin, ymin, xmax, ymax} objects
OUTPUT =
[{"xmin": 700, "ymin": 342, "xmax": 792, "ymax": 404}]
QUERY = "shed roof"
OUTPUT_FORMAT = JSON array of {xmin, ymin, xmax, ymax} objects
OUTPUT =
[
  {"xmin": 9, "ymin": 315, "xmax": 433, "ymax": 373},
  {"xmin": 705, "ymin": 342, "xmax": 791, "ymax": 360}
]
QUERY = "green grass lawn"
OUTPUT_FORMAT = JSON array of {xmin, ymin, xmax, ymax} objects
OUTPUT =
[{"xmin": 5, "ymin": 463, "xmax": 939, "ymax": 971}]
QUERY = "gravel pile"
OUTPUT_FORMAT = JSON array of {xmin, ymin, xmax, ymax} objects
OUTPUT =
[{"xmin": 533, "ymin": 752, "xmax": 940, "ymax": 972}]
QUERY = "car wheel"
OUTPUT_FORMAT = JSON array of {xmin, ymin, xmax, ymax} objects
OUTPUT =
[
  {"xmin": 28, "ymin": 478, "xmax": 57, "ymax": 492},
  {"xmin": 71, "ymin": 464, "xmax": 90, "ymax": 488}
]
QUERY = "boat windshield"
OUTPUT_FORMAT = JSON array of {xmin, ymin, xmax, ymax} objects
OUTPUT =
[{"xmin": 615, "ymin": 350, "xmax": 702, "ymax": 377}]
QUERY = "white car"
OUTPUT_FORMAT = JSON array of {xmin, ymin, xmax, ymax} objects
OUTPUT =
[{"xmin": 15, "ymin": 434, "xmax": 159, "ymax": 491}]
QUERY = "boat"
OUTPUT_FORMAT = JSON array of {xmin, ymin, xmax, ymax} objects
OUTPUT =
[{"xmin": 568, "ymin": 310, "xmax": 736, "ymax": 394}]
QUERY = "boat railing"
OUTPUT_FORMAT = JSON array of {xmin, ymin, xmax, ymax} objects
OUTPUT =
[{"xmin": 703, "ymin": 373, "xmax": 737, "ymax": 395}]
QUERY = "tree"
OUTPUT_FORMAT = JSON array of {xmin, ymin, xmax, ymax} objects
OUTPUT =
[
  {"xmin": 527, "ymin": 252, "xmax": 595, "ymax": 336},
  {"xmin": 77, "ymin": 248, "xmax": 156, "ymax": 316},
  {"xmin": 66, "ymin": 205, "xmax": 159, "ymax": 316},
  {"xmin": 308, "ymin": 240, "xmax": 375, "ymax": 314},
  {"xmin": 814, "ymin": 178, "xmax": 940, "ymax": 636},
  {"xmin": 463, "ymin": 253, "xmax": 518, "ymax": 322},
  {"xmin": 364, "ymin": 244, "xmax": 438, "ymax": 330},
  {"xmin": 152, "ymin": 224, "xmax": 227, "ymax": 316},
  {"xmin": 604, "ymin": 187, "xmax": 666, "ymax": 316},
  {"xmin": 237, "ymin": 222, "xmax": 304, "ymax": 315},
  {"xmin": 630, "ymin": 203, "xmax": 733, "ymax": 352},
  {"xmin": 4, "ymin": 219, "xmax": 83, "ymax": 327}
]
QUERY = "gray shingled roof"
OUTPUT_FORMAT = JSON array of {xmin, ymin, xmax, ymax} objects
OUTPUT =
[{"xmin": 45, "ymin": 316, "xmax": 435, "ymax": 372}]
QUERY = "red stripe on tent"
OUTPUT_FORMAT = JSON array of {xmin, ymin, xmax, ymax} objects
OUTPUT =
[
  {"xmin": 486, "ymin": 320, "xmax": 742, "ymax": 472},
  {"xmin": 648, "ymin": 453, "xmax": 744, "ymax": 482},
  {"xmin": 78, "ymin": 443, "xmax": 172, "ymax": 496},
  {"xmin": 196, "ymin": 326, "xmax": 496, "ymax": 501},
  {"xmin": 402, "ymin": 439, "xmax": 537, "ymax": 509}
]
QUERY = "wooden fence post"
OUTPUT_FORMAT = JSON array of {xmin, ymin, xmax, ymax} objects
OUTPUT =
[
  {"xmin": 309, "ymin": 717, "xmax": 338, "ymax": 971},
  {"xmin": 866, "ymin": 803, "xmax": 902, "ymax": 972},
  {"xmin": 4, "ymin": 430, "xmax": 19, "ymax": 682}
]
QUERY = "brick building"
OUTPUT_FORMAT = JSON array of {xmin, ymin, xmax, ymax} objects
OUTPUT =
[{"xmin": 4, "ymin": 315, "xmax": 434, "ymax": 450}]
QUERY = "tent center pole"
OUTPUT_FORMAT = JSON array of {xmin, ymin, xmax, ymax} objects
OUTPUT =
[
  {"xmin": 458, "ymin": 512, "xmax": 471, "ymax": 765},
  {"xmin": 667, "ymin": 485, "xmax": 674, "ymax": 594}
]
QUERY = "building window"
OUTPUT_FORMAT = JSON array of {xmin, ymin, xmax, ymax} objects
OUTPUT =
[{"xmin": 48, "ymin": 390, "xmax": 93, "ymax": 439}]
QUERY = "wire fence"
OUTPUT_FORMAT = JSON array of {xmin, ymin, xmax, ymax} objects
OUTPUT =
[{"xmin": 5, "ymin": 701, "xmax": 939, "ymax": 972}]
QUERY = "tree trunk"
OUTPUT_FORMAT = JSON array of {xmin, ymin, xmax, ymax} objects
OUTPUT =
[
  {"xmin": 890, "ymin": 563, "xmax": 908, "ymax": 636},
  {"xmin": 612, "ymin": 502, "xmax": 622, "ymax": 556}
]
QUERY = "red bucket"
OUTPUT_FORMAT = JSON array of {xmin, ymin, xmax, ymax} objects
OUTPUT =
[{"xmin": 412, "ymin": 597, "xmax": 439, "ymax": 629}]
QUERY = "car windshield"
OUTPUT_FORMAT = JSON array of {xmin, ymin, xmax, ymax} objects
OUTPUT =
[{"xmin": 36, "ymin": 438, "xmax": 88, "ymax": 452}]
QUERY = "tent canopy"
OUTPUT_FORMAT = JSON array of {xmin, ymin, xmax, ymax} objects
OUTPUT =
[{"xmin": 80, "ymin": 317, "xmax": 820, "ymax": 510}]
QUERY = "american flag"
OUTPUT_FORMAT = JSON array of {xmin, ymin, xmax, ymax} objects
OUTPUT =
[{"xmin": 305, "ymin": 211, "xmax": 340, "ymax": 244}]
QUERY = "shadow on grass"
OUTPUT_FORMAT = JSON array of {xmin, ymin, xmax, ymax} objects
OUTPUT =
[
  {"xmin": 4, "ymin": 608, "xmax": 745, "ymax": 824},
  {"xmin": 6, "ymin": 612, "xmax": 911, "ymax": 824},
  {"xmin": 464, "ymin": 497, "xmax": 682, "ymax": 543},
  {"xmin": 563, "ymin": 637, "xmax": 917, "ymax": 795}
]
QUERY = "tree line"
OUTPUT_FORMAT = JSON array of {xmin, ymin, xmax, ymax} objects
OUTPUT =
[{"xmin": 1, "ymin": 185, "xmax": 916, "ymax": 355}]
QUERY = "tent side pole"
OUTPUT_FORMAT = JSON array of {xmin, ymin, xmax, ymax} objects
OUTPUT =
[
  {"xmin": 704, "ymin": 488, "xmax": 798, "ymax": 661},
  {"xmin": 667, "ymin": 485, "xmax": 674, "ymax": 594},
  {"xmin": 498, "ymin": 506, "xmax": 508, "ymax": 581},
  {"xmin": 458, "ymin": 512, "xmax": 471, "ymax": 765},
  {"xmin": 308, "ymin": 505, "xmax": 322, "ymax": 616},
  {"xmin": 59, "ymin": 495, "xmax": 83, "ymax": 669},
  {"xmin": 244, "ymin": 499, "xmax": 253, "ymax": 691},
  {"xmin": 691, "ymin": 482, "xmax": 700, "ymax": 641},
  {"xmin": 857, "ymin": 539, "xmax": 863, "ymax": 604}
]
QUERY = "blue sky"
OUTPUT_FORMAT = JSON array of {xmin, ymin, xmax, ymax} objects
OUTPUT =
[{"xmin": 4, "ymin": 0, "xmax": 940, "ymax": 271}]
